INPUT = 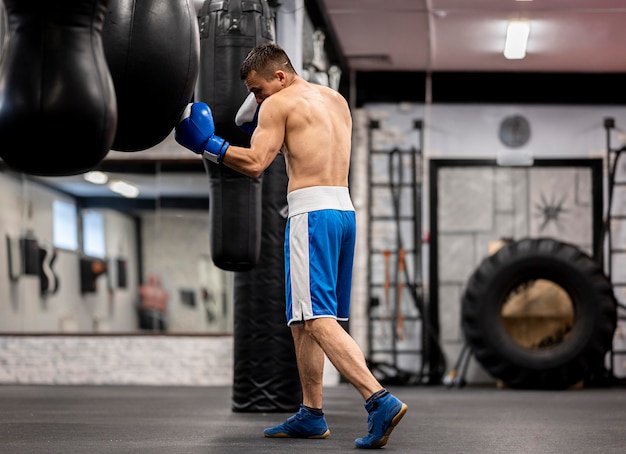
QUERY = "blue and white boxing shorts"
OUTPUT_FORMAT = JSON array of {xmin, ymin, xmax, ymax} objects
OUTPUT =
[{"xmin": 285, "ymin": 186, "xmax": 356, "ymax": 326}]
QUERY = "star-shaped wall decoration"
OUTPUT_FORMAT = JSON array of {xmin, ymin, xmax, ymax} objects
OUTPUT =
[{"xmin": 535, "ymin": 193, "xmax": 568, "ymax": 232}]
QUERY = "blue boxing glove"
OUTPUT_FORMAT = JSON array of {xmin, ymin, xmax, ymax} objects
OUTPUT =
[
  {"xmin": 235, "ymin": 93, "xmax": 260, "ymax": 135},
  {"xmin": 175, "ymin": 102, "xmax": 230, "ymax": 164}
]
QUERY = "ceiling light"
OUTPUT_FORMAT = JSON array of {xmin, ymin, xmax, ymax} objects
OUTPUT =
[
  {"xmin": 108, "ymin": 179, "xmax": 139, "ymax": 198},
  {"xmin": 504, "ymin": 20, "xmax": 530, "ymax": 60},
  {"xmin": 83, "ymin": 171, "xmax": 108, "ymax": 185}
]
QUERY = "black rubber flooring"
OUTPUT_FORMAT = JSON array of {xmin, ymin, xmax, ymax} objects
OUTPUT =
[{"xmin": 1, "ymin": 383, "xmax": 625, "ymax": 453}]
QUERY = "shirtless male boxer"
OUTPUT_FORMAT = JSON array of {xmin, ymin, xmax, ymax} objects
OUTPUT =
[{"xmin": 174, "ymin": 42, "xmax": 407, "ymax": 449}]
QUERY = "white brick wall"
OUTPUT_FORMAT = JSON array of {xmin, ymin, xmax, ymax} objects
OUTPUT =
[
  {"xmin": 0, "ymin": 335, "xmax": 234, "ymax": 386},
  {"xmin": 0, "ymin": 335, "xmax": 341, "ymax": 386}
]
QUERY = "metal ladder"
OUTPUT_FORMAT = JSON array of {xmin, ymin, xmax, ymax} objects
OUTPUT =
[
  {"xmin": 365, "ymin": 119, "xmax": 442, "ymax": 385},
  {"xmin": 603, "ymin": 117, "xmax": 626, "ymax": 379}
]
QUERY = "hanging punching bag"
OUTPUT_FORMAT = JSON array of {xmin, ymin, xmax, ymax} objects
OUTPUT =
[
  {"xmin": 102, "ymin": 0, "xmax": 199, "ymax": 151},
  {"xmin": 196, "ymin": 0, "xmax": 273, "ymax": 271},
  {"xmin": 197, "ymin": 0, "xmax": 300, "ymax": 412},
  {"xmin": 0, "ymin": 0, "xmax": 117, "ymax": 176},
  {"xmin": 232, "ymin": 153, "xmax": 301, "ymax": 412}
]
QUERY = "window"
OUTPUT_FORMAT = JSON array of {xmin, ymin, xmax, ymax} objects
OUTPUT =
[
  {"xmin": 52, "ymin": 200, "xmax": 78, "ymax": 251},
  {"xmin": 82, "ymin": 210, "xmax": 106, "ymax": 258}
]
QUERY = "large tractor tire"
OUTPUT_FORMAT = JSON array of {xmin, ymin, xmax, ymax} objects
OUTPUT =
[{"xmin": 461, "ymin": 238, "xmax": 617, "ymax": 389}]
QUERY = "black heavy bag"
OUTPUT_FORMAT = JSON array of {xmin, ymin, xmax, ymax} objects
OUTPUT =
[
  {"xmin": 196, "ymin": 0, "xmax": 273, "ymax": 271},
  {"xmin": 0, "ymin": 0, "xmax": 117, "ymax": 176},
  {"xmin": 232, "ymin": 154, "xmax": 301, "ymax": 412},
  {"xmin": 102, "ymin": 0, "xmax": 199, "ymax": 151},
  {"xmin": 203, "ymin": 160, "xmax": 262, "ymax": 270}
]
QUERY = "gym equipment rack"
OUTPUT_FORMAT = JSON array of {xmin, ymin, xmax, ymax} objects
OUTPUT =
[
  {"xmin": 365, "ymin": 119, "xmax": 441, "ymax": 385},
  {"xmin": 603, "ymin": 117, "xmax": 626, "ymax": 381}
]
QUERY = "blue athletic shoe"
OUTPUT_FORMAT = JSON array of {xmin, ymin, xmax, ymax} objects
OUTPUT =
[
  {"xmin": 264, "ymin": 404, "xmax": 331, "ymax": 439},
  {"xmin": 355, "ymin": 393, "xmax": 408, "ymax": 449}
]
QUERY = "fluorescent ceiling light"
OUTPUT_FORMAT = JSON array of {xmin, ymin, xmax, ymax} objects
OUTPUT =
[
  {"xmin": 504, "ymin": 20, "xmax": 530, "ymax": 60},
  {"xmin": 108, "ymin": 179, "xmax": 139, "ymax": 198},
  {"xmin": 83, "ymin": 171, "xmax": 108, "ymax": 185}
]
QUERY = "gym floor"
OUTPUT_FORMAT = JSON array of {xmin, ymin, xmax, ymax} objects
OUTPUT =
[{"xmin": 1, "ymin": 383, "xmax": 625, "ymax": 453}]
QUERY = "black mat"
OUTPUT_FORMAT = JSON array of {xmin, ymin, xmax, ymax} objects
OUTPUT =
[{"xmin": 1, "ymin": 384, "xmax": 625, "ymax": 453}]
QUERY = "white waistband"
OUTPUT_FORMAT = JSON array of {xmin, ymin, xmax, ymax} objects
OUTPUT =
[{"xmin": 287, "ymin": 186, "xmax": 355, "ymax": 217}]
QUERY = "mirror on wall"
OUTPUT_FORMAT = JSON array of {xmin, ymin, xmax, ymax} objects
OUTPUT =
[{"xmin": 0, "ymin": 139, "xmax": 235, "ymax": 335}]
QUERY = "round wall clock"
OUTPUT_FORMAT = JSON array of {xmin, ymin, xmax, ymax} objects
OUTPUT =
[{"xmin": 498, "ymin": 114, "xmax": 531, "ymax": 148}]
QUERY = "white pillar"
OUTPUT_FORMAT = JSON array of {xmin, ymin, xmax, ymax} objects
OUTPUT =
[{"xmin": 275, "ymin": 0, "xmax": 304, "ymax": 74}]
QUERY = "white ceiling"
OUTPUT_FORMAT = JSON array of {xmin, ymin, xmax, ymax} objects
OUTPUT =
[{"xmin": 322, "ymin": 0, "xmax": 626, "ymax": 72}]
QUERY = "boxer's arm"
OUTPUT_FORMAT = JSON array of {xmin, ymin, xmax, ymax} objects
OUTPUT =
[{"xmin": 221, "ymin": 96, "xmax": 285, "ymax": 178}]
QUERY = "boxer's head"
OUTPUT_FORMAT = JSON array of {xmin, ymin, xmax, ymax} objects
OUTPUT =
[
  {"xmin": 241, "ymin": 43, "xmax": 296, "ymax": 103},
  {"xmin": 240, "ymin": 42, "xmax": 296, "ymax": 81}
]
